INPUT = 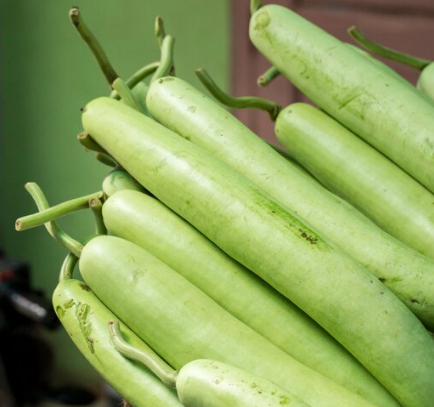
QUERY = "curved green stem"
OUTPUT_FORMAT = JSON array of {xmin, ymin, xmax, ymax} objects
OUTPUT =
[
  {"xmin": 196, "ymin": 68, "xmax": 281, "ymax": 121},
  {"xmin": 110, "ymin": 62, "xmax": 159, "ymax": 99},
  {"xmin": 89, "ymin": 197, "xmax": 107, "ymax": 235},
  {"xmin": 108, "ymin": 320, "xmax": 178, "ymax": 389},
  {"xmin": 69, "ymin": 7, "xmax": 118, "ymax": 85},
  {"xmin": 155, "ymin": 16, "xmax": 166, "ymax": 49},
  {"xmin": 348, "ymin": 26, "xmax": 430, "ymax": 71},
  {"xmin": 22, "ymin": 183, "xmax": 83, "ymax": 257},
  {"xmin": 151, "ymin": 35, "xmax": 176, "ymax": 82},
  {"xmin": 250, "ymin": 0, "xmax": 263, "ymax": 15},
  {"xmin": 96, "ymin": 152, "xmax": 119, "ymax": 168},
  {"xmin": 59, "ymin": 252, "xmax": 79, "ymax": 282},
  {"xmin": 78, "ymin": 132, "xmax": 108, "ymax": 154},
  {"xmin": 257, "ymin": 66, "xmax": 280, "ymax": 87},
  {"xmin": 112, "ymin": 77, "xmax": 143, "ymax": 112},
  {"xmin": 16, "ymin": 190, "xmax": 104, "ymax": 231}
]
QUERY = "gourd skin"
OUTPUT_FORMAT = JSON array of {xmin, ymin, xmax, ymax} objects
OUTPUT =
[
  {"xmin": 417, "ymin": 64, "xmax": 434, "ymax": 101},
  {"xmin": 103, "ymin": 189, "xmax": 391, "ymax": 402},
  {"xmin": 53, "ymin": 279, "xmax": 181, "ymax": 407},
  {"xmin": 79, "ymin": 235, "xmax": 382, "ymax": 407},
  {"xmin": 82, "ymin": 97, "xmax": 434, "ymax": 407},
  {"xmin": 275, "ymin": 102, "xmax": 434, "ymax": 328},
  {"xmin": 146, "ymin": 76, "xmax": 434, "ymax": 330},
  {"xmin": 177, "ymin": 359, "xmax": 312, "ymax": 407},
  {"xmin": 249, "ymin": 4, "xmax": 434, "ymax": 195}
]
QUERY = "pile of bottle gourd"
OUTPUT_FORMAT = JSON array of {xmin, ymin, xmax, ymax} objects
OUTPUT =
[{"xmin": 15, "ymin": 2, "xmax": 434, "ymax": 407}]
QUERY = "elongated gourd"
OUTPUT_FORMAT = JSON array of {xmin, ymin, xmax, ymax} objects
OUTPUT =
[
  {"xmin": 146, "ymin": 75, "xmax": 434, "ymax": 330},
  {"xmin": 79, "ymin": 235, "xmax": 381, "ymax": 407},
  {"xmin": 108, "ymin": 320, "xmax": 313, "ymax": 407},
  {"xmin": 249, "ymin": 4, "xmax": 434, "ymax": 195},
  {"xmin": 82, "ymin": 97, "xmax": 434, "ymax": 407},
  {"xmin": 103, "ymin": 189, "xmax": 391, "ymax": 402},
  {"xmin": 53, "ymin": 279, "xmax": 181, "ymax": 407},
  {"xmin": 102, "ymin": 169, "xmax": 145, "ymax": 197},
  {"xmin": 275, "ymin": 103, "xmax": 434, "ymax": 261}
]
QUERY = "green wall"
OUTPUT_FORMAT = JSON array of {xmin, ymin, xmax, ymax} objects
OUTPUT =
[{"xmin": 0, "ymin": 0, "xmax": 229, "ymax": 387}]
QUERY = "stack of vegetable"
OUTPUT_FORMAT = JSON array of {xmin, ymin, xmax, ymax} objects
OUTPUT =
[{"xmin": 15, "ymin": 2, "xmax": 434, "ymax": 407}]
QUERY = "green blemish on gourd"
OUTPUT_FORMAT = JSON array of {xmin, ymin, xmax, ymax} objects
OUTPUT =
[
  {"xmin": 298, "ymin": 229, "xmax": 318, "ymax": 245},
  {"xmin": 79, "ymin": 283, "xmax": 92, "ymax": 291},
  {"xmin": 252, "ymin": 188, "xmax": 328, "ymax": 249},
  {"xmin": 254, "ymin": 10, "xmax": 270, "ymax": 31},
  {"xmin": 56, "ymin": 306, "xmax": 65, "ymax": 319},
  {"xmin": 159, "ymin": 77, "xmax": 175, "ymax": 84},
  {"xmin": 76, "ymin": 302, "xmax": 94, "ymax": 353},
  {"xmin": 279, "ymin": 395, "xmax": 291, "ymax": 405},
  {"xmin": 188, "ymin": 106, "xmax": 196, "ymax": 113},
  {"xmin": 64, "ymin": 299, "xmax": 75, "ymax": 309}
]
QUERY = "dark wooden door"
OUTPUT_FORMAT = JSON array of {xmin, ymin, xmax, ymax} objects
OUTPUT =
[{"xmin": 231, "ymin": 0, "xmax": 434, "ymax": 142}]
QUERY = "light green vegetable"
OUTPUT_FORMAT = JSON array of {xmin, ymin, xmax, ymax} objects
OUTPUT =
[
  {"xmin": 102, "ymin": 169, "xmax": 145, "ymax": 197},
  {"xmin": 79, "ymin": 235, "xmax": 380, "ymax": 407},
  {"xmin": 249, "ymin": 4, "xmax": 434, "ymax": 195},
  {"xmin": 275, "ymin": 102, "xmax": 434, "ymax": 327},
  {"xmin": 108, "ymin": 320, "xmax": 313, "ymax": 407},
  {"xmin": 103, "ymin": 189, "xmax": 391, "ymax": 403},
  {"xmin": 82, "ymin": 96, "xmax": 434, "ymax": 407},
  {"xmin": 146, "ymin": 75, "xmax": 434, "ymax": 331},
  {"xmin": 53, "ymin": 255, "xmax": 181, "ymax": 407}
]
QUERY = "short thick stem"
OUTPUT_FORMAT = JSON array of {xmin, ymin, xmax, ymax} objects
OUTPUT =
[{"xmin": 59, "ymin": 252, "xmax": 79, "ymax": 282}]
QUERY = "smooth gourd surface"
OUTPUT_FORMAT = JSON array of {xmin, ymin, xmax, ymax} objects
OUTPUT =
[
  {"xmin": 275, "ymin": 103, "xmax": 434, "ymax": 328},
  {"xmin": 103, "ymin": 189, "xmax": 391, "ymax": 402},
  {"xmin": 146, "ymin": 76, "xmax": 434, "ymax": 331},
  {"xmin": 79, "ymin": 235, "xmax": 381, "ymax": 407},
  {"xmin": 82, "ymin": 97, "xmax": 434, "ymax": 407},
  {"xmin": 249, "ymin": 4, "xmax": 434, "ymax": 195}
]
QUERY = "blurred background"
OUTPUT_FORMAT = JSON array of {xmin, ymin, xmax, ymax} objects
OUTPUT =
[{"xmin": 1, "ymin": 0, "xmax": 433, "ymax": 406}]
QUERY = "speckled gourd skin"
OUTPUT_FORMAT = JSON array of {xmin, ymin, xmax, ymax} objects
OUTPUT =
[
  {"xmin": 52, "ymin": 278, "xmax": 181, "ymax": 407},
  {"xmin": 177, "ymin": 360, "xmax": 311, "ymax": 407}
]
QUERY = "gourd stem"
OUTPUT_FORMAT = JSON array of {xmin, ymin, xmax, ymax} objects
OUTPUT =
[
  {"xmin": 59, "ymin": 252, "xmax": 78, "ymax": 282},
  {"xmin": 16, "ymin": 190, "xmax": 104, "ymax": 231},
  {"xmin": 78, "ymin": 132, "xmax": 108, "ymax": 154},
  {"xmin": 89, "ymin": 197, "xmax": 107, "ymax": 235},
  {"xmin": 250, "ymin": 0, "xmax": 263, "ymax": 15},
  {"xmin": 108, "ymin": 320, "xmax": 178, "ymax": 389},
  {"xmin": 22, "ymin": 183, "xmax": 83, "ymax": 257},
  {"xmin": 348, "ymin": 26, "xmax": 430, "ymax": 71},
  {"xmin": 196, "ymin": 68, "xmax": 281, "ymax": 121},
  {"xmin": 258, "ymin": 66, "xmax": 280, "ymax": 87},
  {"xmin": 110, "ymin": 62, "xmax": 160, "ymax": 99},
  {"xmin": 69, "ymin": 7, "xmax": 118, "ymax": 85},
  {"xmin": 155, "ymin": 16, "xmax": 166, "ymax": 49},
  {"xmin": 112, "ymin": 77, "xmax": 143, "ymax": 112},
  {"xmin": 96, "ymin": 152, "xmax": 118, "ymax": 168},
  {"xmin": 151, "ymin": 35, "xmax": 176, "ymax": 82}
]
